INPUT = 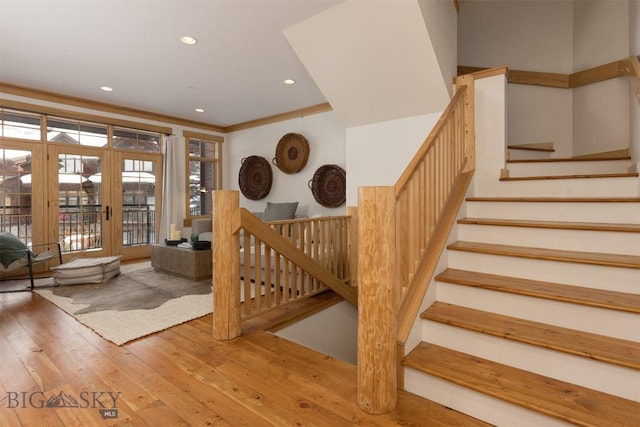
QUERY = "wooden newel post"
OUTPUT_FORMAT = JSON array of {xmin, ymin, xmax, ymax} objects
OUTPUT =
[
  {"xmin": 456, "ymin": 74, "xmax": 475, "ymax": 172},
  {"xmin": 357, "ymin": 186, "xmax": 397, "ymax": 414},
  {"xmin": 212, "ymin": 190, "xmax": 241, "ymax": 341}
]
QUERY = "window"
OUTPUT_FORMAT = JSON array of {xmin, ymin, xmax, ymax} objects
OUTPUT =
[
  {"xmin": 113, "ymin": 127, "xmax": 160, "ymax": 152},
  {"xmin": 47, "ymin": 117, "xmax": 109, "ymax": 147},
  {"xmin": 0, "ymin": 109, "xmax": 41, "ymax": 140},
  {"xmin": 184, "ymin": 131, "xmax": 223, "ymax": 223},
  {"xmin": 1, "ymin": 105, "xmax": 168, "ymax": 256}
]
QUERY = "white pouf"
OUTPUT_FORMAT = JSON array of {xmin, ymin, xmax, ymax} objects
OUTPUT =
[{"xmin": 51, "ymin": 256, "xmax": 121, "ymax": 285}]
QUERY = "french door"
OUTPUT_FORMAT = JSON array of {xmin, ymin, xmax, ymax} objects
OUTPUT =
[
  {"xmin": 47, "ymin": 145, "xmax": 113, "ymax": 260},
  {"xmin": 113, "ymin": 151, "xmax": 162, "ymax": 260},
  {"xmin": 47, "ymin": 146, "xmax": 163, "ymax": 261}
]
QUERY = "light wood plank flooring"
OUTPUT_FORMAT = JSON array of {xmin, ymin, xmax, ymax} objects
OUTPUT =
[{"xmin": 0, "ymin": 287, "xmax": 488, "ymax": 426}]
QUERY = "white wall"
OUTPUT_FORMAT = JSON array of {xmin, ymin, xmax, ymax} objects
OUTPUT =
[
  {"xmin": 459, "ymin": 0, "xmax": 574, "ymax": 72},
  {"xmin": 418, "ymin": 0, "xmax": 459, "ymax": 98},
  {"xmin": 225, "ymin": 110, "xmax": 347, "ymax": 217},
  {"xmin": 459, "ymin": 0, "xmax": 631, "ymax": 158},
  {"xmin": 275, "ymin": 300, "xmax": 358, "ymax": 364},
  {"xmin": 573, "ymin": 0, "xmax": 630, "ymax": 156},
  {"xmin": 345, "ymin": 112, "xmax": 441, "ymax": 206},
  {"xmin": 458, "ymin": 0, "xmax": 574, "ymax": 156}
]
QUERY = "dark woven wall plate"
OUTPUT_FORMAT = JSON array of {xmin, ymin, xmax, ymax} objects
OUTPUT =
[
  {"xmin": 308, "ymin": 164, "xmax": 346, "ymax": 208},
  {"xmin": 272, "ymin": 133, "xmax": 309, "ymax": 174},
  {"xmin": 238, "ymin": 156, "xmax": 272, "ymax": 200}
]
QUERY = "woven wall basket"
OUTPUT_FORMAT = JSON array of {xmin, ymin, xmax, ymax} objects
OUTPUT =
[
  {"xmin": 308, "ymin": 164, "xmax": 346, "ymax": 208},
  {"xmin": 272, "ymin": 133, "xmax": 309, "ymax": 174},
  {"xmin": 238, "ymin": 155, "xmax": 272, "ymax": 200}
]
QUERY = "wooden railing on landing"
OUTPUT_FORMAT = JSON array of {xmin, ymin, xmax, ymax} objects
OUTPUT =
[
  {"xmin": 238, "ymin": 210, "xmax": 355, "ymax": 318},
  {"xmin": 357, "ymin": 73, "xmax": 477, "ymax": 414},
  {"xmin": 459, "ymin": 55, "xmax": 640, "ymax": 92},
  {"xmin": 211, "ymin": 191, "xmax": 356, "ymax": 341}
]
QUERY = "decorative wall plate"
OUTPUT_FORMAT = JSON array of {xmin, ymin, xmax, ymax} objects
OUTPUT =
[
  {"xmin": 272, "ymin": 133, "xmax": 309, "ymax": 174},
  {"xmin": 308, "ymin": 164, "xmax": 346, "ymax": 208},
  {"xmin": 238, "ymin": 156, "xmax": 272, "ymax": 200}
]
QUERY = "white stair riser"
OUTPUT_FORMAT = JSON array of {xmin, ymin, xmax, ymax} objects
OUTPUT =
[
  {"xmin": 447, "ymin": 251, "xmax": 640, "ymax": 293},
  {"xmin": 458, "ymin": 224, "xmax": 640, "ymax": 255},
  {"xmin": 507, "ymin": 149, "xmax": 555, "ymax": 161},
  {"xmin": 404, "ymin": 368, "xmax": 570, "ymax": 427},
  {"xmin": 507, "ymin": 160, "xmax": 631, "ymax": 177},
  {"xmin": 483, "ymin": 177, "xmax": 640, "ymax": 197},
  {"xmin": 421, "ymin": 320, "xmax": 640, "ymax": 400},
  {"xmin": 436, "ymin": 282, "xmax": 639, "ymax": 342},
  {"xmin": 466, "ymin": 201, "xmax": 640, "ymax": 223}
]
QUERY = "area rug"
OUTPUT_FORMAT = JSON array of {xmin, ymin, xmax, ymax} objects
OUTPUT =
[{"xmin": 34, "ymin": 263, "xmax": 214, "ymax": 345}]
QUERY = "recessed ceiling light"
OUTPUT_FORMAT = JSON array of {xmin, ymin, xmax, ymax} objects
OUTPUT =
[
  {"xmin": 195, "ymin": 108, "xmax": 205, "ymax": 113},
  {"xmin": 100, "ymin": 86, "xmax": 113, "ymax": 92},
  {"xmin": 283, "ymin": 79, "xmax": 296, "ymax": 85},
  {"xmin": 180, "ymin": 35, "xmax": 197, "ymax": 45}
]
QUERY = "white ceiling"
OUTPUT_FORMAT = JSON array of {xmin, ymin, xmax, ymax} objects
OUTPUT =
[
  {"xmin": 0, "ymin": 0, "xmax": 344, "ymax": 128},
  {"xmin": 284, "ymin": 0, "xmax": 453, "ymax": 128}
]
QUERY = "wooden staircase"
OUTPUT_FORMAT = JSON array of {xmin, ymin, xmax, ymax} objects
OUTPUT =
[{"xmin": 402, "ymin": 158, "xmax": 640, "ymax": 426}]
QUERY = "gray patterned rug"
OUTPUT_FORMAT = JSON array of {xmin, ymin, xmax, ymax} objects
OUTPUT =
[{"xmin": 34, "ymin": 263, "xmax": 213, "ymax": 345}]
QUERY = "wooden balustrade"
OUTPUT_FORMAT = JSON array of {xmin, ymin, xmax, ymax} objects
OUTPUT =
[
  {"xmin": 357, "ymin": 73, "xmax": 477, "ymax": 413},
  {"xmin": 238, "ymin": 211, "xmax": 354, "ymax": 318},
  {"xmin": 212, "ymin": 192, "xmax": 356, "ymax": 335}
]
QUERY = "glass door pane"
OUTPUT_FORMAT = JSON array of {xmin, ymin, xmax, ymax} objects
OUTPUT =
[
  {"xmin": 57, "ymin": 153, "xmax": 103, "ymax": 252},
  {"xmin": 0, "ymin": 148, "xmax": 32, "ymax": 243},
  {"xmin": 49, "ymin": 145, "xmax": 111, "ymax": 259},
  {"xmin": 122, "ymin": 159, "xmax": 157, "ymax": 247},
  {"xmin": 115, "ymin": 152, "xmax": 162, "ymax": 260}
]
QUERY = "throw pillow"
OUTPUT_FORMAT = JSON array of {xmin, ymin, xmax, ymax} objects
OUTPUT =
[
  {"xmin": 262, "ymin": 201, "xmax": 298, "ymax": 221},
  {"xmin": 0, "ymin": 232, "xmax": 34, "ymax": 268}
]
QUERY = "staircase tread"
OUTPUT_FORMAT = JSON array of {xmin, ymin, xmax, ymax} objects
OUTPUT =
[
  {"xmin": 507, "ymin": 143, "xmax": 555, "ymax": 152},
  {"xmin": 422, "ymin": 302, "xmax": 640, "ymax": 369},
  {"xmin": 403, "ymin": 343, "xmax": 640, "ymax": 427},
  {"xmin": 500, "ymin": 172, "xmax": 639, "ymax": 181},
  {"xmin": 435, "ymin": 268, "xmax": 640, "ymax": 313},
  {"xmin": 467, "ymin": 197, "xmax": 640, "ymax": 202},
  {"xmin": 458, "ymin": 217, "xmax": 640, "ymax": 232},
  {"xmin": 507, "ymin": 156, "xmax": 631, "ymax": 164},
  {"xmin": 447, "ymin": 241, "xmax": 640, "ymax": 269}
]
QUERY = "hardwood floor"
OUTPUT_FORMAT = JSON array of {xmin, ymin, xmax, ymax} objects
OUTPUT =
[{"xmin": 0, "ymin": 287, "xmax": 489, "ymax": 426}]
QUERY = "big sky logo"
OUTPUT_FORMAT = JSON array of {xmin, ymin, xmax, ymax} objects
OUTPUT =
[{"xmin": 1, "ymin": 390, "xmax": 121, "ymax": 419}]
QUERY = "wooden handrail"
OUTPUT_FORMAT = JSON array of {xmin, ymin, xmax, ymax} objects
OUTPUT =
[
  {"xmin": 357, "ymin": 73, "xmax": 477, "ymax": 413},
  {"xmin": 239, "ymin": 209, "xmax": 358, "ymax": 306},
  {"xmin": 458, "ymin": 56, "xmax": 637, "ymax": 89},
  {"xmin": 213, "ymin": 191, "xmax": 357, "ymax": 338},
  {"xmin": 395, "ymin": 87, "xmax": 467, "ymax": 194}
]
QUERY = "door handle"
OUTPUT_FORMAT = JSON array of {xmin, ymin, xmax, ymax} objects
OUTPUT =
[{"xmin": 105, "ymin": 205, "xmax": 113, "ymax": 221}]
